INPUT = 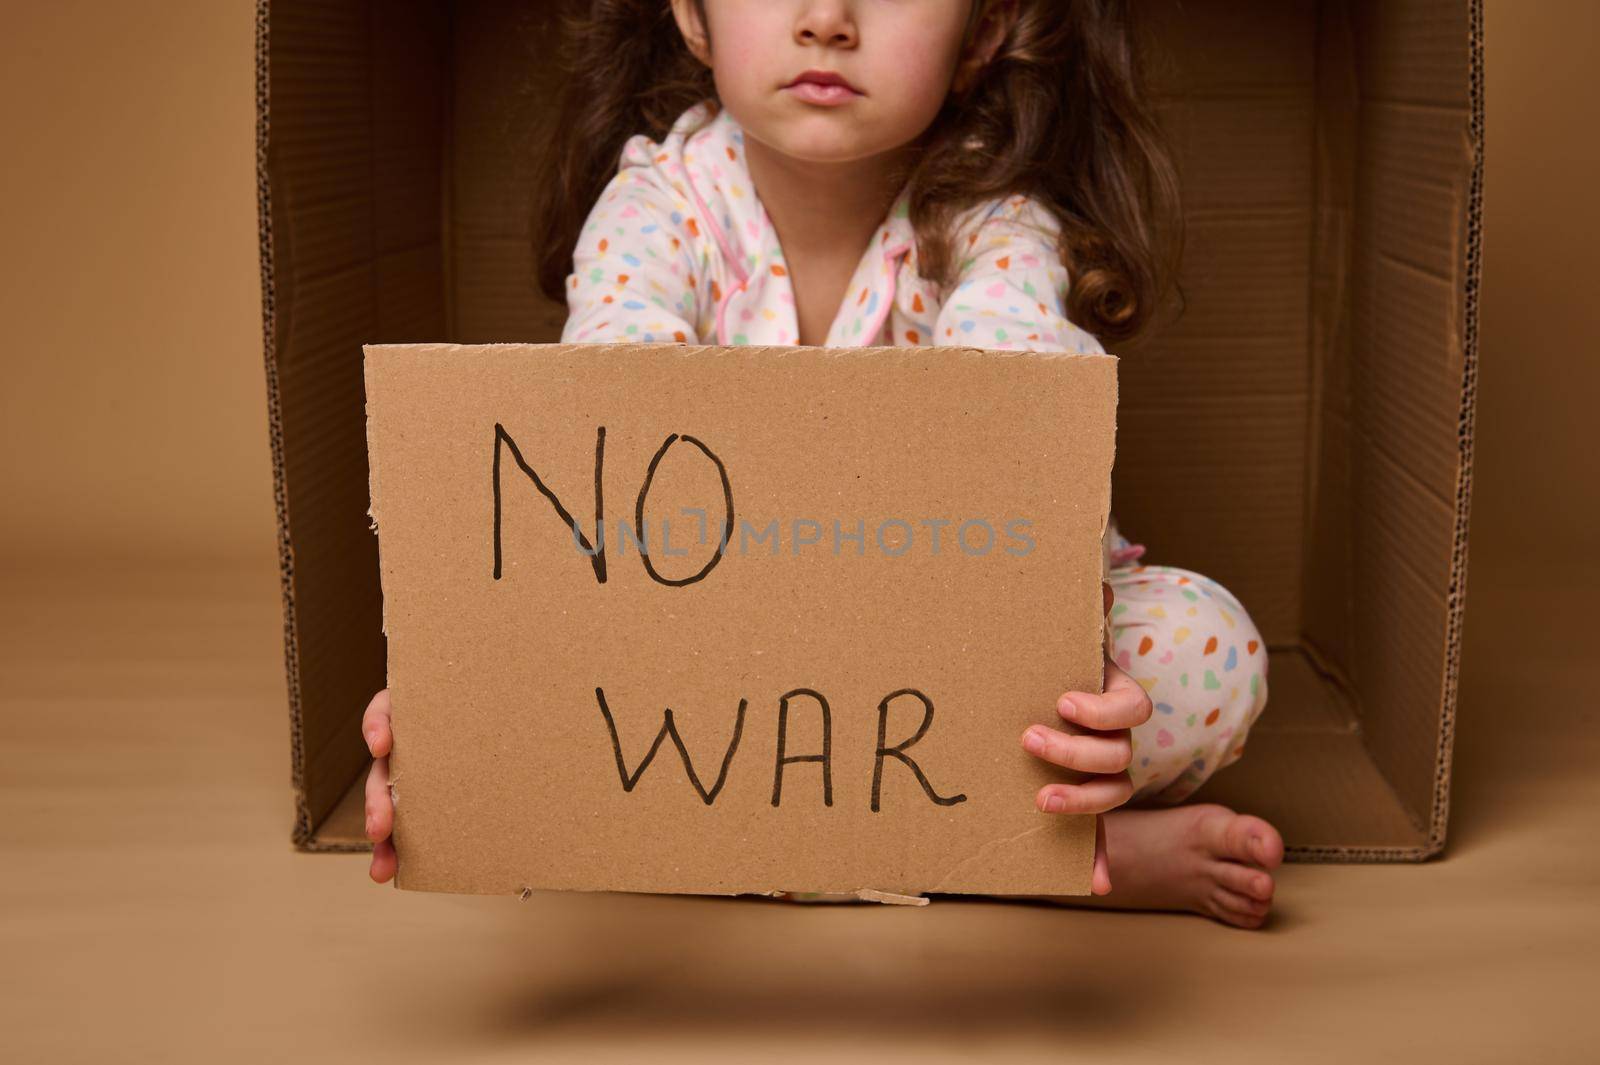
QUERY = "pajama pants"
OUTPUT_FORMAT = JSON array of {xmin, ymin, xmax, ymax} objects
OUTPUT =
[{"xmin": 1106, "ymin": 522, "xmax": 1270, "ymax": 805}]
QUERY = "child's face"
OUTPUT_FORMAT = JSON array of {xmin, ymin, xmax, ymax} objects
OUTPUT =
[{"xmin": 673, "ymin": 0, "xmax": 994, "ymax": 165}]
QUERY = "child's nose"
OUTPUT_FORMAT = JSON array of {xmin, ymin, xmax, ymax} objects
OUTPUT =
[{"xmin": 795, "ymin": 1, "xmax": 859, "ymax": 48}]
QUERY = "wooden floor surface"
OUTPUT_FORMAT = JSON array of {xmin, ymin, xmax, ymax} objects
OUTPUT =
[{"xmin": 2, "ymin": 557, "xmax": 1596, "ymax": 1063}]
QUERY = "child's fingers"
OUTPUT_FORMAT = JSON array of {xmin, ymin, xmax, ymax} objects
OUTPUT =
[
  {"xmin": 364, "ymin": 755, "xmax": 392, "ymax": 843},
  {"xmin": 1035, "ymin": 772, "xmax": 1133, "ymax": 815},
  {"xmin": 369, "ymin": 838, "xmax": 397, "ymax": 884},
  {"xmin": 361, "ymin": 692, "xmax": 396, "ymax": 883},
  {"xmin": 362, "ymin": 688, "xmax": 393, "ymax": 757},
  {"xmin": 1058, "ymin": 666, "xmax": 1152, "ymax": 732},
  {"xmin": 1021, "ymin": 723, "xmax": 1131, "ymax": 775}
]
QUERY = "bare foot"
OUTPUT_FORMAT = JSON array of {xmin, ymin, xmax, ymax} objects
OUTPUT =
[{"xmin": 1046, "ymin": 803, "xmax": 1284, "ymax": 928}]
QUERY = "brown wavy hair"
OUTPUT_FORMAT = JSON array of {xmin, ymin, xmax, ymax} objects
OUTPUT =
[{"xmin": 531, "ymin": 0, "xmax": 1184, "ymax": 346}]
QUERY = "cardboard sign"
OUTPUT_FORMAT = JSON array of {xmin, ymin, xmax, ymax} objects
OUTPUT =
[{"xmin": 364, "ymin": 342, "xmax": 1117, "ymax": 898}]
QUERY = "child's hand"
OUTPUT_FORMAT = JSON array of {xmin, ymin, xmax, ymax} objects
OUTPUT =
[
  {"xmin": 361, "ymin": 688, "xmax": 397, "ymax": 883},
  {"xmin": 1021, "ymin": 581, "xmax": 1152, "ymax": 895}
]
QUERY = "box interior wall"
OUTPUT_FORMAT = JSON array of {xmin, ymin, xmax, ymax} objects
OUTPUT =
[{"xmin": 257, "ymin": 0, "xmax": 1482, "ymax": 859}]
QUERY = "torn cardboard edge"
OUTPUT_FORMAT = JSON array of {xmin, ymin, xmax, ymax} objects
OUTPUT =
[{"xmin": 511, "ymin": 887, "xmax": 930, "ymax": 906}]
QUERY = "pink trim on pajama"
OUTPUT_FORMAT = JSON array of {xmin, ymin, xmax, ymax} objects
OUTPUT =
[{"xmin": 560, "ymin": 100, "xmax": 1269, "ymax": 802}]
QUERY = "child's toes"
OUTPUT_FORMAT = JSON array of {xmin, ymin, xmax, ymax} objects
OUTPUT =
[
  {"xmin": 1209, "ymin": 886, "xmax": 1269, "ymax": 927},
  {"xmin": 1213, "ymin": 859, "xmax": 1274, "ymax": 903},
  {"xmin": 1219, "ymin": 810, "xmax": 1283, "ymax": 869},
  {"xmin": 1239, "ymin": 815, "xmax": 1284, "ymax": 868}
]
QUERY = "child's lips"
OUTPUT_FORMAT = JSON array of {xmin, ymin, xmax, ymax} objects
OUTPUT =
[{"xmin": 785, "ymin": 81, "xmax": 862, "ymax": 106}]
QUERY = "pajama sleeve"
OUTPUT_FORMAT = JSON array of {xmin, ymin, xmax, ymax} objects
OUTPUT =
[
  {"xmin": 932, "ymin": 195, "xmax": 1108, "ymax": 355},
  {"xmin": 560, "ymin": 167, "xmax": 706, "ymax": 345}
]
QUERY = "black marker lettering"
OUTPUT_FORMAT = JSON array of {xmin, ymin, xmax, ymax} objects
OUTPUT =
[
  {"xmin": 871, "ymin": 688, "xmax": 968, "ymax": 812},
  {"xmin": 493, "ymin": 423, "xmax": 606, "ymax": 583},
  {"xmin": 634, "ymin": 434, "xmax": 734, "ymax": 587},
  {"xmin": 771, "ymin": 688, "xmax": 833, "ymax": 807},
  {"xmin": 594, "ymin": 687, "xmax": 747, "ymax": 805}
]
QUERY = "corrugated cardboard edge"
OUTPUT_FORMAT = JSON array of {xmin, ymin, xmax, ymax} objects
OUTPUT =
[
  {"xmin": 1285, "ymin": 0, "xmax": 1483, "ymax": 865},
  {"xmin": 1424, "ymin": 0, "xmax": 1485, "ymax": 861},
  {"xmin": 256, "ymin": 0, "xmax": 362, "ymax": 854},
  {"xmin": 254, "ymin": 0, "xmax": 304, "ymax": 849}
]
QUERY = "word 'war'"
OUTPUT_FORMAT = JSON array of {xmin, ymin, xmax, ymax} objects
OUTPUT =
[{"xmin": 594, "ymin": 685, "xmax": 968, "ymax": 812}]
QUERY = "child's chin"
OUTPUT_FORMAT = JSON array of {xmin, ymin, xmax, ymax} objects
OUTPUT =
[{"xmin": 755, "ymin": 114, "xmax": 888, "ymax": 163}]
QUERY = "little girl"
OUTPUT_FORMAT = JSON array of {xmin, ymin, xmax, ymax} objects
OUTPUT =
[{"xmin": 362, "ymin": 0, "xmax": 1282, "ymax": 927}]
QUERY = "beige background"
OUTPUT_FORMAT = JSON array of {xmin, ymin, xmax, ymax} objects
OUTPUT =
[{"xmin": 2, "ymin": 1, "xmax": 1597, "ymax": 1062}]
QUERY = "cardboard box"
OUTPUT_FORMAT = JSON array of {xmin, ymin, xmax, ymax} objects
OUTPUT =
[
  {"xmin": 257, "ymin": 0, "xmax": 1484, "ymax": 862},
  {"xmin": 363, "ymin": 342, "xmax": 1114, "ymax": 896}
]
